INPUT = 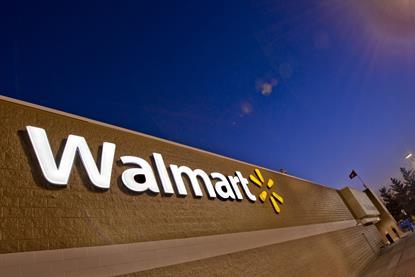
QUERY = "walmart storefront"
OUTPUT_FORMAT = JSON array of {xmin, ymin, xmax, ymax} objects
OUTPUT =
[{"xmin": 0, "ymin": 96, "xmax": 401, "ymax": 276}]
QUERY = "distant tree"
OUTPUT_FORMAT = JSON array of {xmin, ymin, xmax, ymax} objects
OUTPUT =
[
  {"xmin": 379, "ymin": 186, "xmax": 402, "ymax": 220},
  {"xmin": 379, "ymin": 167, "xmax": 415, "ymax": 220},
  {"xmin": 401, "ymin": 168, "xmax": 415, "ymax": 205}
]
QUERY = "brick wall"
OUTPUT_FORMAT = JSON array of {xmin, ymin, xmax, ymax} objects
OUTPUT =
[
  {"xmin": 0, "ymin": 97, "xmax": 384, "ymax": 276},
  {"xmin": 0, "ymin": 98, "xmax": 357, "ymax": 253}
]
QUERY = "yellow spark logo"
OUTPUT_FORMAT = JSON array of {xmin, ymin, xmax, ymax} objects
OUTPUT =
[{"xmin": 250, "ymin": 169, "xmax": 284, "ymax": 214}]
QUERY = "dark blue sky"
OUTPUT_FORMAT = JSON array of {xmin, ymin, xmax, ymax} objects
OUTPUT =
[{"xmin": 2, "ymin": 1, "xmax": 415, "ymax": 190}]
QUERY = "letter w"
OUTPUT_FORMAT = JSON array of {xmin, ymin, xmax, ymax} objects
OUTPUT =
[{"xmin": 26, "ymin": 126, "xmax": 116, "ymax": 189}]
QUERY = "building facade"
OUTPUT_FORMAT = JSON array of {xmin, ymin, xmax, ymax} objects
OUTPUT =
[{"xmin": 0, "ymin": 96, "xmax": 392, "ymax": 276}]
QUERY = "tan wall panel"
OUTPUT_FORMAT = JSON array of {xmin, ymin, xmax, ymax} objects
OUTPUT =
[
  {"xmin": 1, "ymin": 98, "xmax": 355, "ymax": 253},
  {"xmin": 364, "ymin": 189, "xmax": 403, "ymax": 242},
  {"xmin": 0, "ymin": 220, "xmax": 358, "ymax": 276},
  {"xmin": 123, "ymin": 225, "xmax": 382, "ymax": 277}
]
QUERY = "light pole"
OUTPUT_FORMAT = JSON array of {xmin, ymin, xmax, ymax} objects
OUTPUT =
[{"xmin": 405, "ymin": 153, "xmax": 415, "ymax": 168}]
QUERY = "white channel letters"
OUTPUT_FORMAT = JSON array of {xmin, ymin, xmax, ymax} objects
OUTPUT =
[
  {"xmin": 26, "ymin": 126, "xmax": 257, "ymax": 202},
  {"xmin": 26, "ymin": 126, "xmax": 116, "ymax": 189}
]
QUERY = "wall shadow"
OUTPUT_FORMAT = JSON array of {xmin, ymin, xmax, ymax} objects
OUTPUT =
[
  {"xmin": 148, "ymin": 155, "xmax": 175, "ymax": 198},
  {"xmin": 18, "ymin": 130, "xmax": 66, "ymax": 191}
]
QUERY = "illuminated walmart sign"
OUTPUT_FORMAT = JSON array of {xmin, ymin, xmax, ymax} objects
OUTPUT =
[{"xmin": 26, "ymin": 126, "xmax": 283, "ymax": 214}]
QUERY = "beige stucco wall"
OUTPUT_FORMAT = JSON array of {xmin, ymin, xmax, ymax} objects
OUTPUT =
[
  {"xmin": 364, "ymin": 189, "xmax": 404, "ymax": 243},
  {"xmin": 123, "ymin": 225, "xmax": 383, "ymax": 277},
  {"xmin": 339, "ymin": 187, "xmax": 380, "ymax": 219},
  {"xmin": 0, "ymin": 97, "xmax": 384, "ymax": 276}
]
